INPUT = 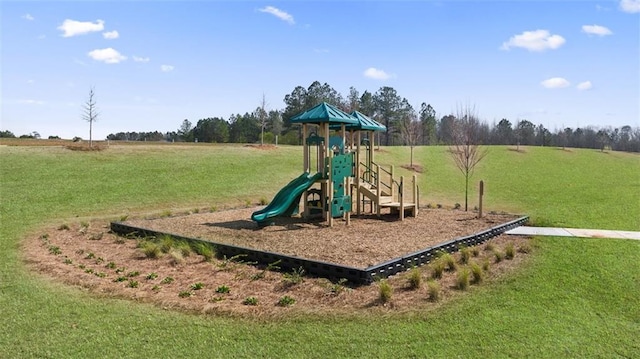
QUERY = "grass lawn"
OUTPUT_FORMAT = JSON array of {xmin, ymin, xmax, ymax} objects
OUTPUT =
[{"xmin": 1, "ymin": 143, "xmax": 638, "ymax": 358}]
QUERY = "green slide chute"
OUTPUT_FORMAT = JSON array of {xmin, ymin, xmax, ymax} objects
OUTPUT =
[{"xmin": 251, "ymin": 172, "xmax": 323, "ymax": 225}]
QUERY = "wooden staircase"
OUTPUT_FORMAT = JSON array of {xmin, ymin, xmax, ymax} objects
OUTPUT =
[{"xmin": 356, "ymin": 162, "xmax": 418, "ymax": 220}]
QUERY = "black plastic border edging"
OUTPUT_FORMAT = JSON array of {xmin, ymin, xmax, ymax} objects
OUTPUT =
[
  {"xmin": 110, "ymin": 215, "xmax": 528, "ymax": 286},
  {"xmin": 365, "ymin": 216, "xmax": 529, "ymax": 282}
]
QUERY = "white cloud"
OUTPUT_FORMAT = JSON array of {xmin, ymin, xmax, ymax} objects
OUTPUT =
[
  {"xmin": 87, "ymin": 48, "xmax": 126, "ymax": 64},
  {"xmin": 363, "ymin": 67, "xmax": 392, "ymax": 80},
  {"xmin": 541, "ymin": 77, "xmax": 571, "ymax": 89},
  {"xmin": 22, "ymin": 14, "xmax": 34, "ymax": 21},
  {"xmin": 259, "ymin": 6, "xmax": 295, "ymax": 25},
  {"xmin": 160, "ymin": 65, "xmax": 174, "ymax": 72},
  {"xmin": 501, "ymin": 30, "xmax": 565, "ymax": 52},
  {"xmin": 103, "ymin": 30, "xmax": 119, "ymax": 39},
  {"xmin": 582, "ymin": 25, "xmax": 612, "ymax": 36},
  {"xmin": 620, "ymin": 0, "xmax": 640, "ymax": 13},
  {"xmin": 19, "ymin": 99, "xmax": 45, "ymax": 105},
  {"xmin": 577, "ymin": 81, "xmax": 593, "ymax": 90},
  {"xmin": 133, "ymin": 56, "xmax": 150, "ymax": 63},
  {"xmin": 58, "ymin": 19, "xmax": 105, "ymax": 37}
]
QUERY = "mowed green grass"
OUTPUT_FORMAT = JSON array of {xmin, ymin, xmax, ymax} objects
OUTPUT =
[{"xmin": 1, "ymin": 143, "xmax": 638, "ymax": 358}]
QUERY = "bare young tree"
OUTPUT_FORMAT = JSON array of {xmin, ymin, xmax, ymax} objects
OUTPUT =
[
  {"xmin": 82, "ymin": 86, "xmax": 99, "ymax": 148},
  {"xmin": 399, "ymin": 107, "xmax": 422, "ymax": 169},
  {"xmin": 256, "ymin": 93, "xmax": 269, "ymax": 145},
  {"xmin": 449, "ymin": 104, "xmax": 488, "ymax": 211}
]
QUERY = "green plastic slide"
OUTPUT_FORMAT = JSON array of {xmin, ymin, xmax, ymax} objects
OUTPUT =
[{"xmin": 251, "ymin": 172, "xmax": 323, "ymax": 225}]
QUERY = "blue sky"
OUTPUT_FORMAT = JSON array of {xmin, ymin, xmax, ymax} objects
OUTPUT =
[{"xmin": 2, "ymin": 1, "xmax": 639, "ymax": 140}]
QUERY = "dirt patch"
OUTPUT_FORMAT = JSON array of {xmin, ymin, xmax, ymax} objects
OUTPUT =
[
  {"xmin": 244, "ymin": 144, "xmax": 277, "ymax": 150},
  {"xmin": 23, "ymin": 207, "xmax": 534, "ymax": 318},
  {"xmin": 400, "ymin": 164, "xmax": 424, "ymax": 173}
]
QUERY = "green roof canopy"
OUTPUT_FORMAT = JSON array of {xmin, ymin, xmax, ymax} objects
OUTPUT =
[
  {"xmin": 290, "ymin": 102, "xmax": 358, "ymax": 125},
  {"xmin": 349, "ymin": 111, "xmax": 387, "ymax": 132}
]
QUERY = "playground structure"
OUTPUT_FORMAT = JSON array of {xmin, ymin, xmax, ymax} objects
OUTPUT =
[{"xmin": 251, "ymin": 102, "xmax": 419, "ymax": 227}]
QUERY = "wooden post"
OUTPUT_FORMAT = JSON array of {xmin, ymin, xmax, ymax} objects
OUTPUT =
[
  {"xmin": 400, "ymin": 176, "xmax": 405, "ymax": 221},
  {"xmin": 345, "ymin": 176, "xmax": 351, "ymax": 225},
  {"xmin": 356, "ymin": 131, "xmax": 362, "ymax": 215},
  {"xmin": 375, "ymin": 163, "xmax": 381, "ymax": 217},
  {"xmin": 302, "ymin": 124, "xmax": 309, "ymax": 218},
  {"xmin": 413, "ymin": 174, "xmax": 418, "ymax": 217},
  {"xmin": 390, "ymin": 165, "xmax": 395, "ymax": 200},
  {"xmin": 478, "ymin": 180, "xmax": 484, "ymax": 218}
]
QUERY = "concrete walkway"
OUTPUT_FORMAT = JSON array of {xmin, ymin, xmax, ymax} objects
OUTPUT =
[{"xmin": 505, "ymin": 226, "xmax": 640, "ymax": 240}]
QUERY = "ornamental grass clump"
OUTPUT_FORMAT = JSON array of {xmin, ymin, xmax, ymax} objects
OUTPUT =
[
  {"xmin": 456, "ymin": 267, "xmax": 470, "ymax": 290},
  {"xmin": 430, "ymin": 259, "xmax": 445, "ymax": 279},
  {"xmin": 378, "ymin": 279, "xmax": 393, "ymax": 304},
  {"xmin": 470, "ymin": 261, "xmax": 484, "ymax": 284},
  {"xmin": 427, "ymin": 280, "xmax": 441, "ymax": 302},
  {"xmin": 406, "ymin": 267, "xmax": 422, "ymax": 290},
  {"xmin": 505, "ymin": 242, "xmax": 515, "ymax": 260}
]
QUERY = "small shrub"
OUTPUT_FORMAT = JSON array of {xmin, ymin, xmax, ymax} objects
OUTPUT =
[
  {"xmin": 494, "ymin": 250, "xmax": 504, "ymax": 263},
  {"xmin": 152, "ymin": 285, "xmax": 161, "ymax": 292},
  {"xmin": 146, "ymin": 272, "xmax": 158, "ymax": 280},
  {"xmin": 78, "ymin": 264, "xmax": 86, "ymax": 269},
  {"xmin": 169, "ymin": 249, "xmax": 184, "ymax": 265},
  {"xmin": 160, "ymin": 210, "xmax": 172, "ymax": 218},
  {"xmin": 191, "ymin": 242, "xmax": 215, "ymax": 261},
  {"xmin": 94, "ymin": 257, "xmax": 104, "ymax": 264},
  {"xmin": 119, "ymin": 214, "xmax": 129, "ymax": 221},
  {"xmin": 210, "ymin": 296, "xmax": 224, "ymax": 303},
  {"xmin": 470, "ymin": 262, "xmax": 484, "ymax": 284},
  {"xmin": 127, "ymin": 271, "xmax": 140, "ymax": 277},
  {"xmin": 85, "ymin": 252, "xmax": 95, "ymax": 259},
  {"xmin": 427, "ymin": 280, "xmax": 441, "ymax": 302},
  {"xmin": 470, "ymin": 246, "xmax": 480, "ymax": 257},
  {"xmin": 329, "ymin": 278, "xmax": 349, "ymax": 295},
  {"xmin": 114, "ymin": 276, "xmax": 127, "ymax": 283},
  {"xmin": 378, "ymin": 279, "xmax": 393, "ymax": 304},
  {"xmin": 518, "ymin": 242, "xmax": 533, "ymax": 254},
  {"xmin": 40, "ymin": 233, "xmax": 49, "ymax": 240},
  {"xmin": 436, "ymin": 203, "xmax": 443, "ymax": 209},
  {"xmin": 58, "ymin": 223, "xmax": 70, "ymax": 231},
  {"xmin": 482, "ymin": 258, "xmax": 490, "ymax": 272},
  {"xmin": 244, "ymin": 199, "xmax": 252, "ymax": 207},
  {"xmin": 106, "ymin": 261, "xmax": 116, "ymax": 269},
  {"xmin": 84, "ymin": 268, "xmax": 94, "ymax": 274},
  {"xmin": 127, "ymin": 280, "xmax": 139, "ymax": 288},
  {"xmin": 505, "ymin": 242, "xmax": 515, "ymax": 260},
  {"xmin": 63, "ymin": 258, "xmax": 73, "ymax": 265},
  {"xmin": 192, "ymin": 208, "xmax": 200, "ymax": 214},
  {"xmin": 259, "ymin": 197, "xmax": 268, "ymax": 205},
  {"xmin": 430, "ymin": 259, "xmax": 445, "ymax": 279},
  {"xmin": 459, "ymin": 246, "xmax": 471, "ymax": 264},
  {"xmin": 80, "ymin": 221, "xmax": 89, "ymax": 229},
  {"xmin": 190, "ymin": 282, "xmax": 205, "ymax": 290},
  {"xmin": 406, "ymin": 267, "xmax": 422, "ymax": 290},
  {"xmin": 243, "ymin": 296, "xmax": 258, "ymax": 306},
  {"xmin": 210, "ymin": 206, "xmax": 217, "ymax": 212},
  {"xmin": 178, "ymin": 290, "xmax": 192, "ymax": 298},
  {"xmin": 278, "ymin": 295, "xmax": 296, "ymax": 307},
  {"xmin": 282, "ymin": 267, "xmax": 305, "ymax": 287},
  {"xmin": 215, "ymin": 285, "xmax": 230, "ymax": 294},
  {"xmin": 89, "ymin": 232, "xmax": 103, "ymax": 241},
  {"xmin": 484, "ymin": 242, "xmax": 495, "ymax": 251},
  {"xmin": 454, "ymin": 203, "xmax": 461, "ymax": 210},
  {"xmin": 159, "ymin": 236, "xmax": 175, "ymax": 253},
  {"xmin": 140, "ymin": 241, "xmax": 162, "ymax": 259},
  {"xmin": 95, "ymin": 272, "xmax": 106, "ymax": 278},
  {"xmin": 441, "ymin": 253, "xmax": 457, "ymax": 272},
  {"xmin": 115, "ymin": 267, "xmax": 125, "ymax": 274},
  {"xmin": 48, "ymin": 246, "xmax": 61, "ymax": 255},
  {"xmin": 176, "ymin": 241, "xmax": 192, "ymax": 257},
  {"xmin": 161, "ymin": 276, "xmax": 174, "ymax": 284},
  {"xmin": 456, "ymin": 267, "xmax": 470, "ymax": 290}
]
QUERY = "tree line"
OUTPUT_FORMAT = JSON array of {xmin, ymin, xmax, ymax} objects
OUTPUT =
[{"xmin": 4, "ymin": 80, "xmax": 637, "ymax": 152}]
